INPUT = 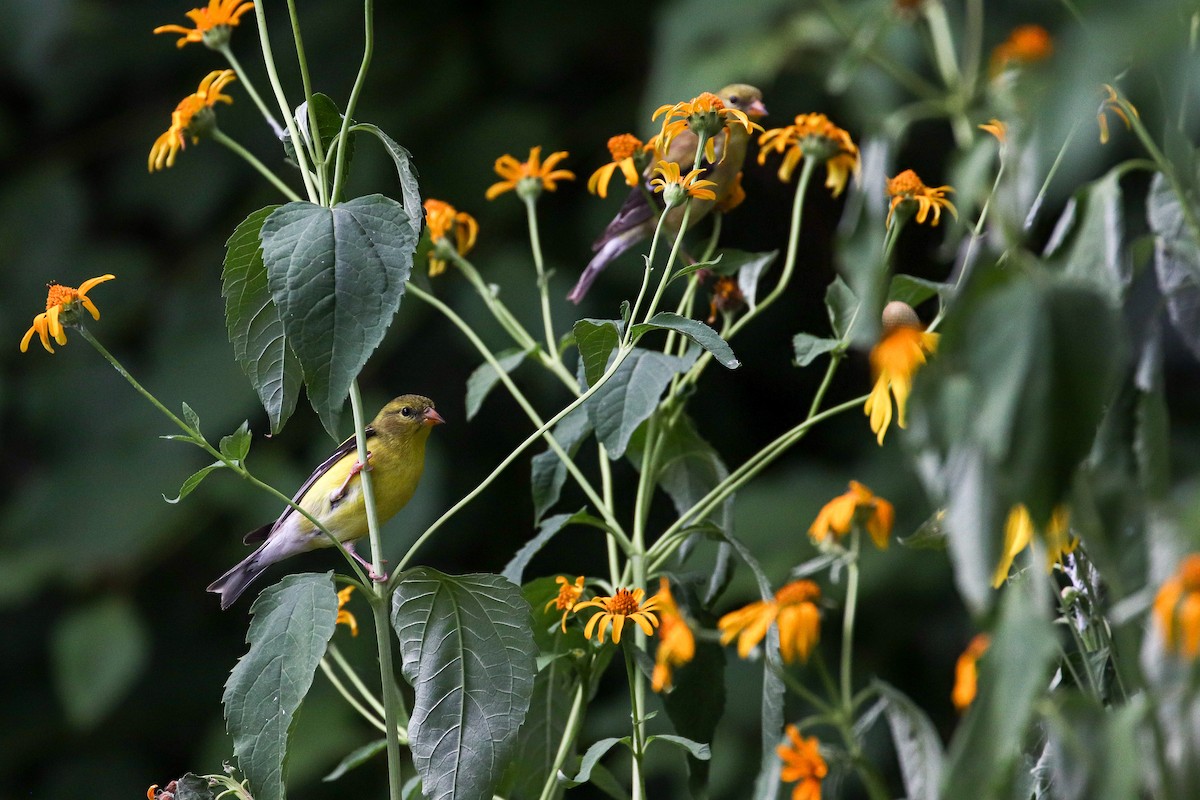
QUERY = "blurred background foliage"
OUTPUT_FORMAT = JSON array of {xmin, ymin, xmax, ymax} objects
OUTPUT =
[{"xmin": 3, "ymin": 0, "xmax": 1200, "ymax": 798}]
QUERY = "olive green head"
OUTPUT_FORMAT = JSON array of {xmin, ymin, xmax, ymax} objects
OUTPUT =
[
  {"xmin": 716, "ymin": 84, "xmax": 767, "ymax": 120},
  {"xmin": 371, "ymin": 394, "xmax": 445, "ymax": 439}
]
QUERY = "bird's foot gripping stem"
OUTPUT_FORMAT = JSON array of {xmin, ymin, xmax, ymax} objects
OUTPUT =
[
  {"xmin": 329, "ymin": 451, "xmax": 372, "ymax": 505},
  {"xmin": 347, "ymin": 542, "xmax": 388, "ymax": 582}
]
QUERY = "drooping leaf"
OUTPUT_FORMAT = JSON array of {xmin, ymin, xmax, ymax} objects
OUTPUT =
[
  {"xmin": 647, "ymin": 734, "xmax": 712, "ymax": 760},
  {"xmin": 222, "ymin": 205, "xmax": 302, "ymax": 434},
  {"xmin": 391, "ymin": 569, "xmax": 537, "ymax": 800},
  {"xmin": 574, "ymin": 319, "xmax": 622, "ymax": 387},
  {"xmin": 163, "ymin": 461, "xmax": 225, "ymax": 504},
  {"xmin": 224, "ymin": 573, "xmax": 339, "ymax": 800},
  {"xmin": 558, "ymin": 738, "xmax": 628, "ymax": 788},
  {"xmin": 172, "ymin": 774, "xmax": 217, "ymax": 800},
  {"xmin": 351, "ymin": 123, "xmax": 423, "ymax": 238},
  {"xmin": 631, "ymin": 312, "xmax": 739, "ymax": 369},
  {"xmin": 530, "ymin": 406, "xmax": 593, "ymax": 522},
  {"xmin": 466, "ymin": 347, "xmax": 528, "ymax": 421},
  {"xmin": 791, "ymin": 333, "xmax": 840, "ymax": 367},
  {"xmin": 323, "ymin": 739, "xmax": 387, "ymax": 782},
  {"xmin": 51, "ymin": 597, "xmax": 149, "ymax": 730},
  {"xmin": 503, "ymin": 509, "xmax": 607, "ymax": 585},
  {"xmin": 585, "ymin": 348, "xmax": 696, "ymax": 459},
  {"xmin": 1147, "ymin": 171, "xmax": 1200, "ymax": 361},
  {"xmin": 889, "ymin": 274, "xmax": 951, "ymax": 308},
  {"xmin": 219, "ymin": 421, "xmax": 252, "ymax": 464},
  {"xmin": 875, "ymin": 680, "xmax": 944, "ymax": 800},
  {"xmin": 825, "ymin": 276, "xmax": 865, "ymax": 342},
  {"xmin": 260, "ymin": 195, "xmax": 418, "ymax": 436}
]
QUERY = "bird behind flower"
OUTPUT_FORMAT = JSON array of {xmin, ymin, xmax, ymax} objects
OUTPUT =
[
  {"xmin": 207, "ymin": 394, "xmax": 444, "ymax": 609},
  {"xmin": 567, "ymin": 84, "xmax": 766, "ymax": 303}
]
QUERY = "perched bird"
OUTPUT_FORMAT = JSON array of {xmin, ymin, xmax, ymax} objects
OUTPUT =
[
  {"xmin": 207, "ymin": 395, "xmax": 444, "ymax": 609},
  {"xmin": 568, "ymin": 84, "xmax": 767, "ymax": 303}
]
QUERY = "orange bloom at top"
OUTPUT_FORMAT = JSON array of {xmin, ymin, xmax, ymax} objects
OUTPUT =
[
  {"xmin": 573, "ymin": 586, "xmax": 661, "ymax": 644},
  {"xmin": 777, "ymin": 725, "xmax": 828, "ymax": 800},
  {"xmin": 335, "ymin": 585, "xmax": 359, "ymax": 637},
  {"xmin": 886, "ymin": 169, "xmax": 957, "ymax": 228},
  {"xmin": 990, "ymin": 24, "xmax": 1053, "ymax": 73},
  {"xmin": 485, "ymin": 146, "xmax": 574, "ymax": 201},
  {"xmin": 423, "ymin": 199, "xmax": 479, "ymax": 277},
  {"xmin": 588, "ymin": 134, "xmax": 646, "ymax": 199},
  {"xmin": 951, "ymin": 633, "xmax": 990, "ymax": 711},
  {"xmin": 864, "ymin": 301, "xmax": 939, "ymax": 444},
  {"xmin": 653, "ymin": 91, "xmax": 761, "ymax": 163},
  {"xmin": 649, "ymin": 160, "xmax": 718, "ymax": 207},
  {"xmin": 718, "ymin": 580, "xmax": 821, "ymax": 664},
  {"xmin": 758, "ymin": 113, "xmax": 860, "ymax": 197},
  {"xmin": 651, "ymin": 578, "xmax": 695, "ymax": 692},
  {"xmin": 154, "ymin": 0, "xmax": 256, "ymax": 49},
  {"xmin": 21, "ymin": 275, "xmax": 115, "ymax": 354},
  {"xmin": 809, "ymin": 480, "xmax": 895, "ymax": 550},
  {"xmin": 149, "ymin": 69, "xmax": 237, "ymax": 172},
  {"xmin": 544, "ymin": 575, "xmax": 586, "ymax": 632},
  {"xmin": 1153, "ymin": 554, "xmax": 1200, "ymax": 659}
]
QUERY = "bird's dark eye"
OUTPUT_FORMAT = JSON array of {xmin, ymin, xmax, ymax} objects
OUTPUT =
[
  {"xmin": 400, "ymin": 406, "xmax": 412, "ymax": 417},
  {"xmin": 729, "ymin": 95, "xmax": 740, "ymax": 105}
]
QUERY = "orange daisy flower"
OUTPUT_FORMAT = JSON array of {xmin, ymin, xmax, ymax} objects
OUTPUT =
[
  {"xmin": 886, "ymin": 169, "xmax": 957, "ymax": 227},
  {"xmin": 864, "ymin": 301, "xmax": 939, "ymax": 444},
  {"xmin": 423, "ymin": 199, "xmax": 479, "ymax": 277},
  {"xmin": 649, "ymin": 160, "xmax": 718, "ymax": 207},
  {"xmin": 757, "ymin": 113, "xmax": 860, "ymax": 197},
  {"xmin": 809, "ymin": 480, "xmax": 895, "ymax": 550},
  {"xmin": 149, "ymin": 69, "xmax": 237, "ymax": 172},
  {"xmin": 573, "ymin": 586, "xmax": 661, "ymax": 644},
  {"xmin": 1153, "ymin": 554, "xmax": 1200, "ymax": 659},
  {"xmin": 154, "ymin": 0, "xmax": 256, "ymax": 49},
  {"xmin": 587, "ymin": 134, "xmax": 646, "ymax": 199},
  {"xmin": 21, "ymin": 274, "xmax": 115, "ymax": 354},
  {"xmin": 653, "ymin": 92, "xmax": 761, "ymax": 163},
  {"xmin": 485, "ymin": 146, "xmax": 574, "ymax": 200},
  {"xmin": 777, "ymin": 725, "xmax": 828, "ymax": 800},
  {"xmin": 718, "ymin": 580, "xmax": 821, "ymax": 664},
  {"xmin": 544, "ymin": 575, "xmax": 586, "ymax": 633},
  {"xmin": 651, "ymin": 578, "xmax": 695, "ymax": 692}
]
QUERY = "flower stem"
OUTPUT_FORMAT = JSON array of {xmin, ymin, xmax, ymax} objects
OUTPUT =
[
  {"xmin": 623, "ymin": 645, "xmax": 649, "ymax": 800},
  {"xmin": 211, "ymin": 129, "xmax": 302, "ymax": 202},
  {"xmin": 348, "ymin": 380, "xmax": 386, "ymax": 580},
  {"xmin": 330, "ymin": 0, "xmax": 374, "ymax": 204},
  {"xmin": 624, "ymin": 212, "xmax": 671, "ymax": 347},
  {"xmin": 840, "ymin": 529, "xmax": 862, "ymax": 712},
  {"xmin": 523, "ymin": 195, "xmax": 561, "ymax": 364},
  {"xmin": 328, "ymin": 642, "xmax": 387, "ymax": 717},
  {"xmin": 371, "ymin": 594, "xmax": 405, "ymax": 800},
  {"xmin": 319, "ymin": 657, "xmax": 387, "ymax": 731},
  {"xmin": 217, "ymin": 44, "xmax": 284, "ymax": 139},
  {"xmin": 535, "ymin": 680, "xmax": 586, "ymax": 800},
  {"xmin": 252, "ymin": 1, "xmax": 319, "ymax": 202},
  {"xmin": 284, "ymin": 0, "xmax": 328, "ymax": 205}
]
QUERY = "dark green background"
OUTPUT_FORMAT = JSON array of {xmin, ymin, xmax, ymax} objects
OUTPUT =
[{"xmin": 2, "ymin": 0, "xmax": 1197, "ymax": 798}]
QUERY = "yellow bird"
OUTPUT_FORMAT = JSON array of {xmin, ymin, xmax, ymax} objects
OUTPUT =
[
  {"xmin": 567, "ymin": 84, "xmax": 767, "ymax": 303},
  {"xmin": 207, "ymin": 394, "xmax": 445, "ymax": 609}
]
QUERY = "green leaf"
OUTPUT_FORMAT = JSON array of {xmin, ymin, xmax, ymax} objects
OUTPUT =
[
  {"xmin": 1043, "ymin": 167, "xmax": 1129, "ymax": 302},
  {"xmin": 323, "ymin": 739, "xmax": 387, "ymax": 782},
  {"xmin": 1042, "ymin": 694, "xmax": 1144, "ymax": 800},
  {"xmin": 875, "ymin": 680, "xmax": 944, "ymax": 800},
  {"xmin": 530, "ymin": 407, "xmax": 592, "ymax": 522},
  {"xmin": 164, "ymin": 461, "xmax": 225, "ymax": 504},
  {"xmin": 631, "ymin": 312, "xmax": 740, "ymax": 369},
  {"xmin": 260, "ymin": 196, "xmax": 418, "ymax": 436},
  {"xmin": 559, "ymin": 738, "xmax": 628, "ymax": 787},
  {"xmin": 825, "ymin": 276, "xmax": 864, "ymax": 341},
  {"xmin": 1147, "ymin": 171, "xmax": 1200, "ymax": 360},
  {"xmin": 671, "ymin": 254, "xmax": 723, "ymax": 283},
  {"xmin": 286, "ymin": 94, "xmax": 356, "ymax": 184},
  {"xmin": 942, "ymin": 579, "xmax": 1058, "ymax": 799},
  {"xmin": 647, "ymin": 733, "xmax": 712, "ymax": 760},
  {"xmin": 628, "ymin": 411, "xmax": 731, "ymax": 533},
  {"xmin": 391, "ymin": 569, "xmax": 537, "ymax": 800},
  {"xmin": 182, "ymin": 401, "xmax": 202, "ymax": 435},
  {"xmin": 585, "ymin": 348, "xmax": 696, "ymax": 459},
  {"xmin": 502, "ymin": 660, "xmax": 579, "ymax": 799},
  {"xmin": 503, "ymin": 509, "xmax": 603, "ymax": 585},
  {"xmin": 172, "ymin": 774, "xmax": 217, "ymax": 800},
  {"xmin": 465, "ymin": 347, "xmax": 528, "ymax": 421},
  {"xmin": 351, "ymin": 123, "xmax": 423, "ymax": 238},
  {"xmin": 222, "ymin": 205, "xmax": 302, "ymax": 434},
  {"xmin": 889, "ymin": 274, "xmax": 951, "ymax": 308},
  {"xmin": 732, "ymin": 249, "xmax": 778, "ymax": 312},
  {"xmin": 791, "ymin": 333, "xmax": 840, "ymax": 367},
  {"xmin": 574, "ymin": 319, "xmax": 622, "ymax": 388},
  {"xmin": 219, "ymin": 421, "xmax": 252, "ymax": 464},
  {"xmin": 51, "ymin": 597, "xmax": 149, "ymax": 729},
  {"xmin": 223, "ymin": 572, "xmax": 339, "ymax": 800}
]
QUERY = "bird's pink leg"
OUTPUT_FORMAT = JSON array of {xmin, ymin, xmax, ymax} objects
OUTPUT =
[
  {"xmin": 329, "ymin": 451, "xmax": 372, "ymax": 504},
  {"xmin": 347, "ymin": 541, "xmax": 388, "ymax": 582}
]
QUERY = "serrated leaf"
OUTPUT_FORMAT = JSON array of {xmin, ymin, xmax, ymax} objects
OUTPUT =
[
  {"xmin": 558, "ymin": 738, "xmax": 628, "ymax": 787},
  {"xmin": 574, "ymin": 319, "xmax": 622, "ymax": 388},
  {"xmin": 530, "ymin": 406, "xmax": 592, "ymax": 522},
  {"xmin": 503, "ymin": 509, "xmax": 602, "ymax": 585},
  {"xmin": 223, "ymin": 573, "xmax": 339, "ymax": 800},
  {"xmin": 323, "ymin": 739, "xmax": 387, "ymax": 782},
  {"xmin": 219, "ymin": 421, "xmax": 252, "ymax": 463},
  {"xmin": 585, "ymin": 348, "xmax": 696, "ymax": 459},
  {"xmin": 465, "ymin": 348, "xmax": 528, "ymax": 421},
  {"xmin": 391, "ymin": 569, "xmax": 537, "ymax": 800},
  {"xmin": 875, "ymin": 680, "xmax": 943, "ymax": 800},
  {"xmin": 1147, "ymin": 171, "xmax": 1200, "ymax": 361},
  {"xmin": 889, "ymin": 274, "xmax": 951, "ymax": 308},
  {"xmin": 791, "ymin": 333, "xmax": 840, "ymax": 367},
  {"xmin": 51, "ymin": 598, "xmax": 149, "ymax": 729},
  {"xmin": 261, "ymin": 196, "xmax": 418, "ymax": 436},
  {"xmin": 352, "ymin": 123, "xmax": 423, "ymax": 238},
  {"xmin": 631, "ymin": 312, "xmax": 739, "ymax": 369},
  {"xmin": 222, "ymin": 205, "xmax": 302, "ymax": 434},
  {"xmin": 164, "ymin": 461, "xmax": 225, "ymax": 504}
]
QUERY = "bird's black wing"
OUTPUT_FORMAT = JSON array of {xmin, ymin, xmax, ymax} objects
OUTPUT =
[{"xmin": 242, "ymin": 426, "xmax": 377, "ymax": 544}]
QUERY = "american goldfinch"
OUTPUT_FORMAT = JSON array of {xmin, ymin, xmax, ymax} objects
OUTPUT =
[
  {"xmin": 567, "ymin": 84, "xmax": 767, "ymax": 303},
  {"xmin": 207, "ymin": 395, "xmax": 444, "ymax": 609}
]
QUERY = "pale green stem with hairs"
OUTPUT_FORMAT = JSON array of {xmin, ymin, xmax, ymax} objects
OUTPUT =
[
  {"xmin": 840, "ymin": 528, "xmax": 862, "ymax": 712},
  {"xmin": 211, "ymin": 129, "xmax": 302, "ymax": 202},
  {"xmin": 329, "ymin": 642, "xmax": 386, "ymax": 717},
  {"xmin": 320, "ymin": 658, "xmax": 387, "ymax": 731},
  {"xmin": 535, "ymin": 681, "xmax": 587, "ymax": 800},
  {"xmin": 523, "ymin": 195, "xmax": 562, "ymax": 365},
  {"xmin": 217, "ymin": 44, "xmax": 283, "ymax": 138},
  {"xmin": 330, "ymin": 0, "xmax": 374, "ymax": 204},
  {"xmin": 285, "ymin": 0, "xmax": 329, "ymax": 205},
  {"xmin": 252, "ymin": 1, "xmax": 319, "ymax": 202}
]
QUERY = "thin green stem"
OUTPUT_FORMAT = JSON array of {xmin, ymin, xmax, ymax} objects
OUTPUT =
[
  {"xmin": 771, "ymin": 662, "xmax": 835, "ymax": 715},
  {"xmin": 330, "ymin": 0, "xmax": 374, "ymax": 204},
  {"xmin": 285, "ymin": 0, "xmax": 328, "ymax": 205},
  {"xmin": 922, "ymin": 0, "xmax": 972, "ymax": 147},
  {"xmin": 217, "ymin": 44, "xmax": 284, "ymax": 138},
  {"xmin": 348, "ymin": 381, "xmax": 387, "ymax": 579},
  {"xmin": 1023, "ymin": 118, "xmax": 1083, "ymax": 232},
  {"xmin": 408, "ymin": 282, "xmax": 628, "ymax": 543},
  {"xmin": 623, "ymin": 646, "xmax": 648, "ymax": 800},
  {"xmin": 329, "ymin": 643, "xmax": 386, "ymax": 717},
  {"xmin": 840, "ymin": 530, "xmax": 862, "ymax": 712},
  {"xmin": 211, "ymin": 129, "xmax": 302, "ymax": 202},
  {"xmin": 523, "ymin": 195, "xmax": 561, "ymax": 363},
  {"xmin": 320, "ymin": 658, "xmax": 387, "ymax": 731},
  {"xmin": 624, "ymin": 212, "xmax": 671, "ymax": 348},
  {"xmin": 818, "ymin": 0, "xmax": 942, "ymax": 99},
  {"xmin": 1128, "ymin": 110, "xmax": 1200, "ymax": 242},
  {"xmin": 535, "ymin": 681, "xmax": 587, "ymax": 800},
  {"xmin": 371, "ymin": 596, "xmax": 405, "ymax": 800},
  {"xmin": 252, "ymin": 1, "xmax": 318, "ymax": 202},
  {"xmin": 807, "ymin": 353, "xmax": 844, "ymax": 418},
  {"xmin": 962, "ymin": 0, "xmax": 984, "ymax": 95},
  {"xmin": 393, "ymin": 344, "xmax": 636, "ymax": 575}
]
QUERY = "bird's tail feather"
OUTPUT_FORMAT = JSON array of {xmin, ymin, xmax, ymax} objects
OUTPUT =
[
  {"xmin": 568, "ymin": 236, "xmax": 634, "ymax": 304},
  {"xmin": 207, "ymin": 544, "xmax": 271, "ymax": 610}
]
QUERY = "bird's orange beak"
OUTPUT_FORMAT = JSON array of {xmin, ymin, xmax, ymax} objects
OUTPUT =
[
  {"xmin": 747, "ymin": 99, "xmax": 768, "ymax": 119},
  {"xmin": 423, "ymin": 408, "xmax": 446, "ymax": 426}
]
